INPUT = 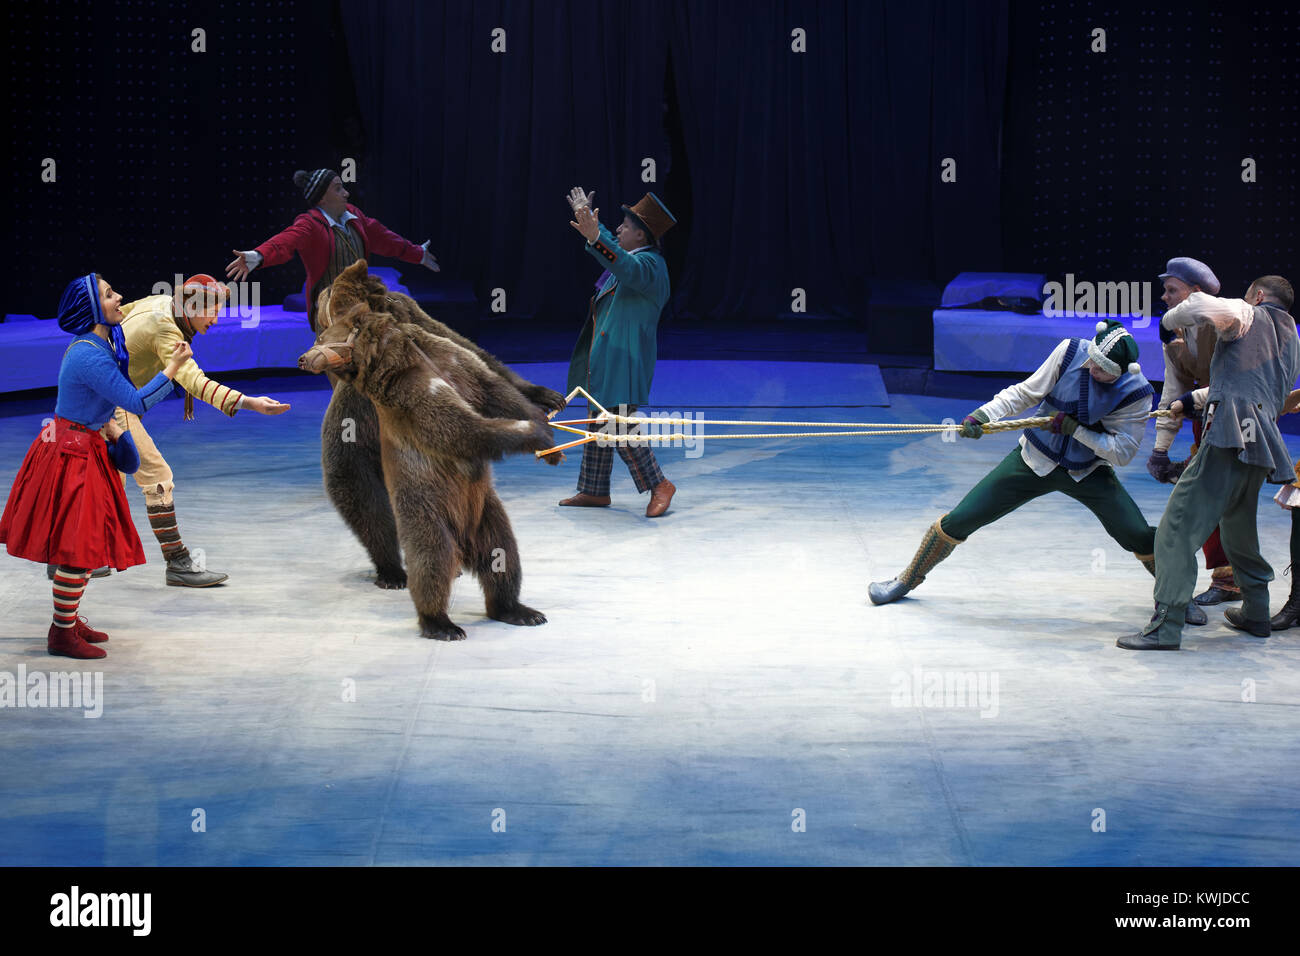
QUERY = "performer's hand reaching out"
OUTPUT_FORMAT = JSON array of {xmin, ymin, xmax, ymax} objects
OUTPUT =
[
  {"xmin": 242, "ymin": 396, "xmax": 291, "ymax": 415},
  {"xmin": 226, "ymin": 250, "xmax": 258, "ymax": 281},
  {"xmin": 570, "ymin": 204, "xmax": 601, "ymax": 243},
  {"xmin": 565, "ymin": 186, "xmax": 595, "ymax": 211},
  {"xmin": 420, "ymin": 240, "xmax": 441, "ymax": 273}
]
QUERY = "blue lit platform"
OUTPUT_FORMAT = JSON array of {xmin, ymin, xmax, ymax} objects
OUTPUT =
[
  {"xmin": 512, "ymin": 360, "xmax": 890, "ymax": 408},
  {"xmin": 1, "ymin": 305, "xmax": 314, "ymax": 394},
  {"xmin": 934, "ymin": 309, "xmax": 1165, "ymax": 376}
]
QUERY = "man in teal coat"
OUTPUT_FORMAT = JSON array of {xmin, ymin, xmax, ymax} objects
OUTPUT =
[{"xmin": 561, "ymin": 187, "xmax": 678, "ymax": 517}]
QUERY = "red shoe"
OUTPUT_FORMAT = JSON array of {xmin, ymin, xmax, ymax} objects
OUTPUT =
[
  {"xmin": 47, "ymin": 623, "xmax": 107, "ymax": 660},
  {"xmin": 74, "ymin": 616, "xmax": 109, "ymax": 644}
]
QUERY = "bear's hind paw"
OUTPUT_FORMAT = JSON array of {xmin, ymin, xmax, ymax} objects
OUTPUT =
[
  {"xmin": 489, "ymin": 604, "xmax": 548, "ymax": 627},
  {"xmin": 375, "ymin": 569, "xmax": 407, "ymax": 590},
  {"xmin": 419, "ymin": 613, "xmax": 467, "ymax": 641}
]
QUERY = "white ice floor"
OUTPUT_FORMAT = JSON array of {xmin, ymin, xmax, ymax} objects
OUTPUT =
[{"xmin": 1, "ymin": 371, "xmax": 1298, "ymax": 865}]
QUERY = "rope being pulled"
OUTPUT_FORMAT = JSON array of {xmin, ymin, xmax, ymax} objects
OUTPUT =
[{"xmin": 535, "ymin": 386, "xmax": 1172, "ymax": 457}]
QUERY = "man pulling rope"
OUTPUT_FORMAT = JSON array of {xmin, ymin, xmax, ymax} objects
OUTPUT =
[{"xmin": 866, "ymin": 320, "xmax": 1193, "ymax": 616}]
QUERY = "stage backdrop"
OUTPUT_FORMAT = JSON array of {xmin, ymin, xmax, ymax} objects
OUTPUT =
[
  {"xmin": 3, "ymin": 0, "xmax": 345, "ymax": 321},
  {"xmin": 338, "ymin": 0, "xmax": 1010, "ymax": 323},
  {"xmin": 1002, "ymin": 0, "xmax": 1300, "ymax": 298}
]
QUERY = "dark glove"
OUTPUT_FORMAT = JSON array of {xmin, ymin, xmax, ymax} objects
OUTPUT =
[
  {"xmin": 1174, "ymin": 392, "xmax": 1202, "ymax": 421},
  {"xmin": 1146, "ymin": 450, "xmax": 1176, "ymax": 483},
  {"xmin": 1158, "ymin": 321, "xmax": 1177, "ymax": 345},
  {"xmin": 959, "ymin": 409, "xmax": 989, "ymax": 439},
  {"xmin": 1049, "ymin": 412, "xmax": 1080, "ymax": 436},
  {"xmin": 107, "ymin": 431, "xmax": 140, "ymax": 475}
]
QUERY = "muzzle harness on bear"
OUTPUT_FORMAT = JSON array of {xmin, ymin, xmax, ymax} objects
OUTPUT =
[{"xmin": 301, "ymin": 327, "xmax": 359, "ymax": 370}]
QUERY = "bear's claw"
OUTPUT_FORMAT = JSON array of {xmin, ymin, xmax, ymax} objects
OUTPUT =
[
  {"xmin": 529, "ymin": 386, "xmax": 567, "ymax": 413},
  {"xmin": 375, "ymin": 570, "xmax": 407, "ymax": 590}
]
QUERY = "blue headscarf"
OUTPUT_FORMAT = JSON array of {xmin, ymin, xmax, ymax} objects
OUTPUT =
[{"xmin": 58, "ymin": 274, "xmax": 130, "ymax": 376}]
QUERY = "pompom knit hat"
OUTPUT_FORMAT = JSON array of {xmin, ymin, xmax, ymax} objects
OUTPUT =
[
  {"xmin": 1087, "ymin": 319, "xmax": 1141, "ymax": 376},
  {"xmin": 294, "ymin": 168, "xmax": 338, "ymax": 206}
]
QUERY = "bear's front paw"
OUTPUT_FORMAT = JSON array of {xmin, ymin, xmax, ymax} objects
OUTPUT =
[
  {"xmin": 526, "ymin": 421, "xmax": 558, "ymax": 454},
  {"xmin": 528, "ymin": 385, "xmax": 567, "ymax": 413},
  {"xmin": 489, "ymin": 604, "xmax": 547, "ymax": 627},
  {"xmin": 375, "ymin": 568, "xmax": 407, "ymax": 589},
  {"xmin": 419, "ymin": 613, "xmax": 467, "ymax": 641}
]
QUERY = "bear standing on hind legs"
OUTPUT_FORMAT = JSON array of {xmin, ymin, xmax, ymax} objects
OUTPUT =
[
  {"xmin": 315, "ymin": 261, "xmax": 565, "ymax": 591},
  {"xmin": 299, "ymin": 277, "xmax": 565, "ymax": 640}
]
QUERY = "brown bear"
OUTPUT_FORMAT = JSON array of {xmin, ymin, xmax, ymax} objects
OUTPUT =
[
  {"xmin": 299, "ymin": 261, "xmax": 565, "ymax": 640},
  {"xmin": 311, "ymin": 261, "xmax": 565, "ymax": 590}
]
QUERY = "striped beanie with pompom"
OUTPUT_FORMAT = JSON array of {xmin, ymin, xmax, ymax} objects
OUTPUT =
[{"xmin": 1087, "ymin": 319, "xmax": 1141, "ymax": 376}]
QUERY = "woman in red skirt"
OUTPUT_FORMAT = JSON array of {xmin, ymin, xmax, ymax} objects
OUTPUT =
[{"xmin": 0, "ymin": 274, "xmax": 191, "ymax": 659}]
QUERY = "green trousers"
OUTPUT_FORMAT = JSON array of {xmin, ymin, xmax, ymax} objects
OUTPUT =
[
  {"xmin": 1154, "ymin": 443, "xmax": 1273, "ymax": 619},
  {"xmin": 941, "ymin": 447, "xmax": 1156, "ymax": 555}
]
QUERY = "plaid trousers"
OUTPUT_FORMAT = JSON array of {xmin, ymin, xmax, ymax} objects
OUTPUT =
[{"xmin": 576, "ymin": 404, "xmax": 666, "ymax": 497}]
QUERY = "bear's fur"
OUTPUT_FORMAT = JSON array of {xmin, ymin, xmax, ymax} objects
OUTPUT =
[{"xmin": 301, "ymin": 261, "xmax": 565, "ymax": 639}]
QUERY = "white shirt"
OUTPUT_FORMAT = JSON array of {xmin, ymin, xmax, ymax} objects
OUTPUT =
[
  {"xmin": 317, "ymin": 207, "xmax": 359, "ymax": 230},
  {"xmin": 1162, "ymin": 290, "xmax": 1255, "ymax": 341},
  {"xmin": 1163, "ymin": 292, "xmax": 1262, "ymax": 415},
  {"xmin": 976, "ymin": 338, "xmax": 1150, "ymax": 481}
]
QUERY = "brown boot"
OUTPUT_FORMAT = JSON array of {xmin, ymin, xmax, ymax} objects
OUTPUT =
[
  {"xmin": 646, "ymin": 479, "xmax": 676, "ymax": 518},
  {"xmin": 559, "ymin": 493, "xmax": 611, "ymax": 507},
  {"xmin": 47, "ymin": 622, "xmax": 107, "ymax": 660}
]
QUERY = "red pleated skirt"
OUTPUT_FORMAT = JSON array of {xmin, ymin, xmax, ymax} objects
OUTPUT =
[{"xmin": 0, "ymin": 417, "xmax": 146, "ymax": 570}]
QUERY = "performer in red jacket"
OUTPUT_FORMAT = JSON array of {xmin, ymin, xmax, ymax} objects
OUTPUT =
[{"xmin": 226, "ymin": 168, "xmax": 441, "ymax": 331}]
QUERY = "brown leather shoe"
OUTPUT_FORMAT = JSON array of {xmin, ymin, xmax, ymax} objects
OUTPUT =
[
  {"xmin": 559, "ymin": 493, "xmax": 611, "ymax": 507},
  {"xmin": 645, "ymin": 479, "xmax": 676, "ymax": 518}
]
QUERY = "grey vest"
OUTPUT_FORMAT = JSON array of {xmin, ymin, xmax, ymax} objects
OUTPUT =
[{"xmin": 1204, "ymin": 303, "xmax": 1300, "ymax": 482}]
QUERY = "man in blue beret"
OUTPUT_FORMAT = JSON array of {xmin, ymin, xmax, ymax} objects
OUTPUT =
[
  {"xmin": 1145, "ymin": 257, "xmax": 1243, "ymax": 609},
  {"xmin": 1119, "ymin": 275, "xmax": 1300, "ymax": 649}
]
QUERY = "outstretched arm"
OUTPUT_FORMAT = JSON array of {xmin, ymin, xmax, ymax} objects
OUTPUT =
[
  {"xmin": 225, "ymin": 213, "xmax": 319, "ymax": 281},
  {"xmin": 358, "ymin": 211, "xmax": 426, "ymax": 265},
  {"xmin": 1162, "ymin": 291, "xmax": 1254, "ymax": 341},
  {"xmin": 571, "ymin": 206, "xmax": 663, "ymax": 297}
]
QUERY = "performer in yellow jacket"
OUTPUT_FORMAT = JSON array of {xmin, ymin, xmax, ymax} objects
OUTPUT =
[{"xmin": 115, "ymin": 275, "xmax": 290, "ymax": 586}]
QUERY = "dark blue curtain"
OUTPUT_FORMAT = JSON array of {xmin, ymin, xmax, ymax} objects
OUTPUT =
[
  {"xmin": 668, "ymin": 0, "xmax": 1008, "ymax": 319},
  {"xmin": 339, "ymin": 0, "xmax": 1009, "ymax": 322},
  {"xmin": 340, "ymin": 0, "xmax": 670, "ymax": 321}
]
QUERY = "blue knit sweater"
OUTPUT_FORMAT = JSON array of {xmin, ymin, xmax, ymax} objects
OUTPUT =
[{"xmin": 54, "ymin": 333, "xmax": 173, "ymax": 426}]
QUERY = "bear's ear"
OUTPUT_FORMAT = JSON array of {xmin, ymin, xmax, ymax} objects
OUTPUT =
[{"xmin": 338, "ymin": 260, "xmax": 369, "ymax": 283}]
